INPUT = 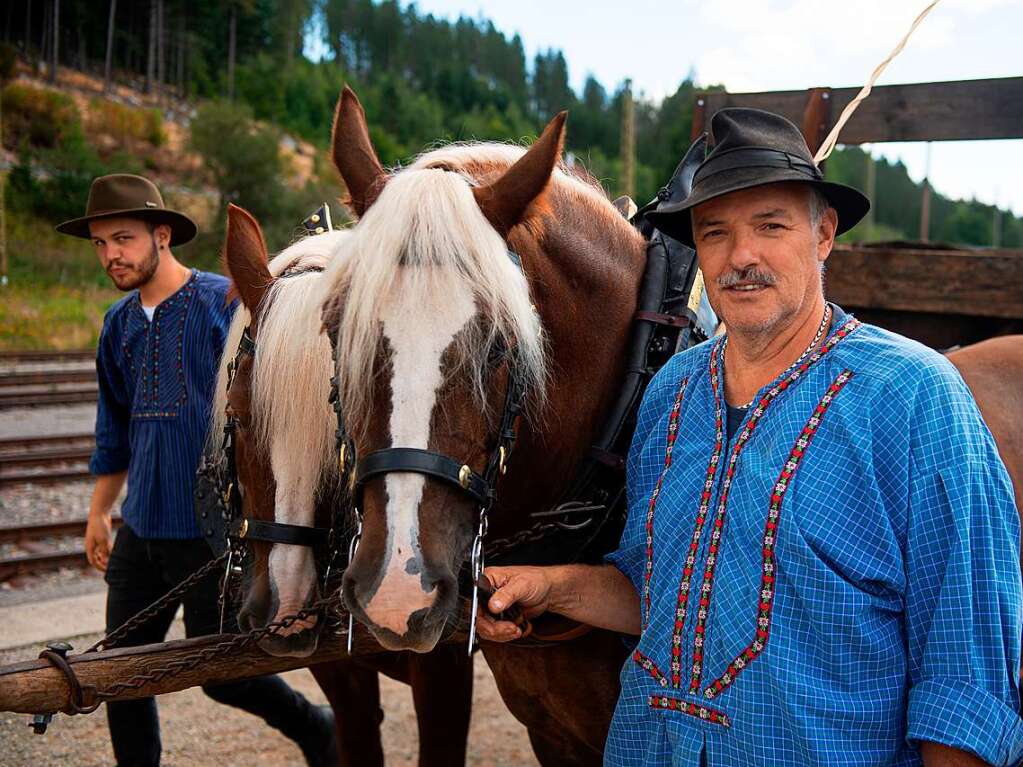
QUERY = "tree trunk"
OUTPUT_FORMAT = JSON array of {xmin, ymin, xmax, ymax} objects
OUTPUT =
[
  {"xmin": 227, "ymin": 4, "xmax": 236, "ymax": 102},
  {"xmin": 176, "ymin": 9, "xmax": 185, "ymax": 99},
  {"xmin": 156, "ymin": 0, "xmax": 165, "ymax": 103},
  {"xmin": 24, "ymin": 0, "xmax": 31, "ymax": 56},
  {"xmin": 47, "ymin": 0, "xmax": 58, "ymax": 84},
  {"xmin": 104, "ymin": 0, "xmax": 117, "ymax": 93},
  {"xmin": 145, "ymin": 0, "xmax": 155, "ymax": 94}
]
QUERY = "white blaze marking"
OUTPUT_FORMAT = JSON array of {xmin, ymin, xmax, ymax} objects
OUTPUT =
[
  {"xmin": 364, "ymin": 268, "xmax": 475, "ymax": 635},
  {"xmin": 267, "ymin": 453, "xmax": 319, "ymax": 629}
]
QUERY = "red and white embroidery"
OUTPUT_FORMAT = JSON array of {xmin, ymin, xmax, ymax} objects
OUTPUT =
[
  {"xmin": 648, "ymin": 695, "xmax": 731, "ymax": 728},
  {"xmin": 633, "ymin": 650, "xmax": 669, "ymax": 688},
  {"xmin": 669, "ymin": 355, "xmax": 724, "ymax": 687},
  {"xmin": 642, "ymin": 377, "xmax": 689, "ymax": 628},
  {"xmin": 702, "ymin": 369, "xmax": 854, "ymax": 700},
  {"xmin": 686, "ymin": 317, "xmax": 861, "ymax": 693}
]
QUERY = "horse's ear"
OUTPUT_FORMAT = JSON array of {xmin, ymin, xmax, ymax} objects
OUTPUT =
[
  {"xmin": 331, "ymin": 85, "xmax": 387, "ymax": 218},
  {"xmin": 223, "ymin": 203, "xmax": 273, "ymax": 316},
  {"xmin": 474, "ymin": 111, "xmax": 567, "ymax": 238}
]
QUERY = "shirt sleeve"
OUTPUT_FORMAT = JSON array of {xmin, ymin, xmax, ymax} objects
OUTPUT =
[
  {"xmin": 901, "ymin": 363, "xmax": 1023, "ymax": 765},
  {"xmin": 605, "ymin": 357, "xmax": 688, "ymax": 589},
  {"xmin": 89, "ymin": 320, "xmax": 131, "ymax": 475}
]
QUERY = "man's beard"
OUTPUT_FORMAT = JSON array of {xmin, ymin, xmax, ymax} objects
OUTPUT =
[{"xmin": 108, "ymin": 239, "xmax": 160, "ymax": 291}]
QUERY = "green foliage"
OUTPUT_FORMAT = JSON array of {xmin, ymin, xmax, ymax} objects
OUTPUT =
[
  {"xmin": 0, "ymin": 43, "xmax": 17, "ymax": 84},
  {"xmin": 87, "ymin": 99, "xmax": 165, "ymax": 147},
  {"xmin": 2, "ymin": 83, "xmax": 82, "ymax": 150}
]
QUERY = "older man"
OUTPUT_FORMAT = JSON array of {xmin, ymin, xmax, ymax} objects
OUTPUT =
[
  {"xmin": 478, "ymin": 110, "xmax": 1023, "ymax": 765},
  {"xmin": 57, "ymin": 174, "xmax": 336, "ymax": 766}
]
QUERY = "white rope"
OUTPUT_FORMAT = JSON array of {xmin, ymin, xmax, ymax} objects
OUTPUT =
[{"xmin": 814, "ymin": 0, "xmax": 942, "ymax": 164}]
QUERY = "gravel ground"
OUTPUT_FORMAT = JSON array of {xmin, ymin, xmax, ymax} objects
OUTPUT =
[{"xmin": 0, "ymin": 624, "xmax": 540, "ymax": 767}]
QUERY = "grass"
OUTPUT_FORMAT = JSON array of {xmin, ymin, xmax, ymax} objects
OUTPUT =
[
  {"xmin": 0, "ymin": 283, "xmax": 120, "ymax": 350},
  {"xmin": 1, "ymin": 213, "xmax": 122, "ymax": 350}
]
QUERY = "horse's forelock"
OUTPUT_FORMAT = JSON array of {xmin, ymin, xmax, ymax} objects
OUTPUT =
[{"xmin": 323, "ymin": 157, "xmax": 549, "ymax": 434}]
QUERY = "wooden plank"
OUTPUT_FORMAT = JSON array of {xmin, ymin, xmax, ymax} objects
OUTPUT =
[
  {"xmin": 698, "ymin": 77, "xmax": 1023, "ymax": 144},
  {"xmin": 0, "ymin": 629, "xmax": 401, "ymax": 715},
  {"xmin": 826, "ymin": 244, "xmax": 1023, "ymax": 319}
]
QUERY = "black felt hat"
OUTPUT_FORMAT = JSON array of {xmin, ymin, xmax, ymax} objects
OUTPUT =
[
  {"xmin": 646, "ymin": 108, "xmax": 870, "ymax": 247},
  {"xmin": 56, "ymin": 174, "xmax": 198, "ymax": 246}
]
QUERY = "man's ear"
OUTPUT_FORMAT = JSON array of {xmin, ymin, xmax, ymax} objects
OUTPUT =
[
  {"xmin": 154, "ymin": 223, "xmax": 172, "ymax": 249},
  {"xmin": 817, "ymin": 207, "xmax": 838, "ymax": 263}
]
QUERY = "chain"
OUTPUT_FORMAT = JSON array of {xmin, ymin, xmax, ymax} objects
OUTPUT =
[
  {"xmin": 91, "ymin": 592, "xmax": 346, "ymax": 705},
  {"xmin": 87, "ymin": 552, "xmax": 230, "ymax": 654},
  {"xmin": 484, "ymin": 520, "xmax": 564, "ymax": 561}
]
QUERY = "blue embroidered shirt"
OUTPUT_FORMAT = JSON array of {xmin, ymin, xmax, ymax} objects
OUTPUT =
[
  {"xmin": 90, "ymin": 270, "xmax": 236, "ymax": 539},
  {"xmin": 606, "ymin": 308, "xmax": 1023, "ymax": 766}
]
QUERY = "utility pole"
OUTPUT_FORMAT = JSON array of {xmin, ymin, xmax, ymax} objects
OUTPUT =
[
  {"xmin": 620, "ymin": 78, "xmax": 635, "ymax": 200},
  {"xmin": 919, "ymin": 142, "xmax": 932, "ymax": 243}
]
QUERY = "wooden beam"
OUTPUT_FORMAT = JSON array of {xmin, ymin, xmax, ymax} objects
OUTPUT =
[
  {"xmin": 0, "ymin": 629, "xmax": 407, "ymax": 715},
  {"xmin": 697, "ymin": 77, "xmax": 1023, "ymax": 144},
  {"xmin": 826, "ymin": 244, "xmax": 1023, "ymax": 319}
]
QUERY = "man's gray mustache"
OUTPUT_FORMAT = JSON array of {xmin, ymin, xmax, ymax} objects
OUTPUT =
[{"xmin": 717, "ymin": 268, "xmax": 777, "ymax": 288}]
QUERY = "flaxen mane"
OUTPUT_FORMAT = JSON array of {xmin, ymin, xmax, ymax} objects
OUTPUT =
[{"xmin": 212, "ymin": 229, "xmax": 349, "ymax": 483}]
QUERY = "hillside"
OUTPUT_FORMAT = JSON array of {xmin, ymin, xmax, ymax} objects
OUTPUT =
[{"xmin": 1, "ymin": 0, "xmax": 1021, "ymax": 349}]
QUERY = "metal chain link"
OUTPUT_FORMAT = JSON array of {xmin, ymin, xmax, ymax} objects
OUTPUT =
[
  {"xmin": 92, "ymin": 592, "xmax": 346, "ymax": 705},
  {"xmin": 86, "ymin": 552, "xmax": 229, "ymax": 653}
]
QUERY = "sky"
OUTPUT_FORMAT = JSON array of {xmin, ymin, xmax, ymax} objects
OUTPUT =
[{"xmin": 391, "ymin": 0, "xmax": 1023, "ymax": 216}]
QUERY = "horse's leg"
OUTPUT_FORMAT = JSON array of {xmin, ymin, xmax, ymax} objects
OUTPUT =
[
  {"xmin": 407, "ymin": 645, "xmax": 474, "ymax": 767},
  {"xmin": 309, "ymin": 660, "xmax": 385, "ymax": 767},
  {"xmin": 481, "ymin": 630, "xmax": 627, "ymax": 767}
]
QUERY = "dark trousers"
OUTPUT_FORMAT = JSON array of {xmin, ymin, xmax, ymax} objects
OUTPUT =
[{"xmin": 104, "ymin": 525, "xmax": 316, "ymax": 767}]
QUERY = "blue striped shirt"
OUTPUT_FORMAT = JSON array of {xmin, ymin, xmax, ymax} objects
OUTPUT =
[
  {"xmin": 606, "ymin": 308, "xmax": 1023, "ymax": 765},
  {"xmin": 90, "ymin": 270, "xmax": 236, "ymax": 539}
]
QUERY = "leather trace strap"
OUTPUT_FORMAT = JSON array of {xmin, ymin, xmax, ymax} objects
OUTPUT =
[
  {"xmin": 230, "ymin": 517, "xmax": 331, "ymax": 547},
  {"xmin": 357, "ymin": 448, "xmax": 492, "ymax": 507}
]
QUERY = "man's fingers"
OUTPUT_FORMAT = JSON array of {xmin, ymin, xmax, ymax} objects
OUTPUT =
[{"xmin": 476, "ymin": 611, "xmax": 522, "ymax": 643}]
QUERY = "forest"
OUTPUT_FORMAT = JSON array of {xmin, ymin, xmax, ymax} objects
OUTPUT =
[{"xmin": 2, "ymin": 0, "xmax": 1020, "ymax": 262}]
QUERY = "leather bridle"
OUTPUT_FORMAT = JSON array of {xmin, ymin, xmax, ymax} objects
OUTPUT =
[{"xmin": 329, "ymin": 249, "xmax": 530, "ymax": 654}]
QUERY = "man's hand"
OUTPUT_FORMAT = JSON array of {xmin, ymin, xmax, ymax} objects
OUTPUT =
[
  {"xmin": 476, "ymin": 563, "xmax": 642, "ymax": 641},
  {"xmin": 477, "ymin": 566, "xmax": 555, "ymax": 642},
  {"xmin": 86, "ymin": 470, "xmax": 126, "ymax": 573},
  {"xmin": 85, "ymin": 511, "xmax": 112, "ymax": 572}
]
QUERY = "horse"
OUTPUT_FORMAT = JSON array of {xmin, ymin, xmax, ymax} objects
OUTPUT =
[
  {"xmin": 220, "ymin": 86, "xmax": 648, "ymax": 765},
  {"xmin": 213, "ymin": 212, "xmax": 474, "ymax": 766}
]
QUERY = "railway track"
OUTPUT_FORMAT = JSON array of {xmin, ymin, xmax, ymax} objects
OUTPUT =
[
  {"xmin": 0, "ymin": 349, "xmax": 93, "ymax": 363},
  {"xmin": 0, "ymin": 433, "xmax": 95, "ymax": 486},
  {"xmin": 0, "ymin": 518, "xmax": 123, "ymax": 581},
  {"xmin": 0, "ymin": 349, "xmax": 98, "ymax": 409}
]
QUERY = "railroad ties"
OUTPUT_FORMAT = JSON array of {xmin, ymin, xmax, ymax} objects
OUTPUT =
[
  {"xmin": 0, "ymin": 349, "xmax": 102, "ymax": 582},
  {"xmin": 0, "ymin": 349, "xmax": 98, "ymax": 410}
]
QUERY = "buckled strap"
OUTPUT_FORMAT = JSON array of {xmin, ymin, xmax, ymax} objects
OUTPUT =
[
  {"xmin": 358, "ymin": 448, "xmax": 491, "ymax": 506},
  {"xmin": 694, "ymin": 147, "xmax": 822, "ymax": 186},
  {"xmin": 231, "ymin": 517, "xmax": 330, "ymax": 547},
  {"xmin": 635, "ymin": 310, "xmax": 691, "ymax": 328}
]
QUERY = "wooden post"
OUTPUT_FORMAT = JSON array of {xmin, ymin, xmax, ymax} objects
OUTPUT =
[
  {"xmin": 619, "ymin": 78, "xmax": 634, "ymax": 200},
  {"xmin": 919, "ymin": 142, "xmax": 932, "ymax": 242},
  {"xmin": 864, "ymin": 148, "xmax": 876, "ymax": 231},
  {"xmin": 0, "ymin": 628, "xmax": 410, "ymax": 715}
]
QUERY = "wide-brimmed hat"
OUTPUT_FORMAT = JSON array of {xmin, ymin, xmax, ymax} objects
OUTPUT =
[
  {"xmin": 56, "ymin": 174, "xmax": 197, "ymax": 246},
  {"xmin": 646, "ymin": 108, "xmax": 870, "ymax": 247}
]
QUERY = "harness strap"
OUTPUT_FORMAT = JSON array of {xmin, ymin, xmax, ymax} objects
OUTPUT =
[
  {"xmin": 230, "ymin": 517, "xmax": 331, "ymax": 547},
  {"xmin": 357, "ymin": 447, "xmax": 491, "ymax": 507}
]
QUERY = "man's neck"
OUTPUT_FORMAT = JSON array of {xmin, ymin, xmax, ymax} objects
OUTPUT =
[
  {"xmin": 723, "ymin": 296, "xmax": 828, "ymax": 407},
  {"xmin": 138, "ymin": 252, "xmax": 191, "ymax": 307}
]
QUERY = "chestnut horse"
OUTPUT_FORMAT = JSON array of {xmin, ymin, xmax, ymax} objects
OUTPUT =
[
  {"xmin": 213, "ymin": 215, "xmax": 473, "ymax": 766},
  {"xmin": 314, "ymin": 87, "xmax": 648, "ymax": 764}
]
